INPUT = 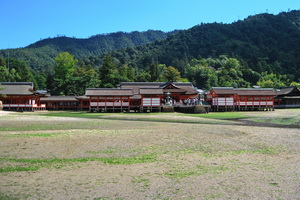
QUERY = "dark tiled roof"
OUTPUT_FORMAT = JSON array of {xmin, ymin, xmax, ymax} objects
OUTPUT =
[
  {"xmin": 235, "ymin": 88, "xmax": 276, "ymax": 96},
  {"xmin": 120, "ymin": 82, "xmax": 162, "ymax": 94},
  {"xmin": 120, "ymin": 82, "xmax": 195, "ymax": 88},
  {"xmin": 0, "ymin": 82, "xmax": 34, "ymax": 95},
  {"xmin": 121, "ymin": 85, "xmax": 158, "ymax": 94},
  {"xmin": 41, "ymin": 96, "xmax": 78, "ymax": 101},
  {"xmin": 276, "ymin": 87, "xmax": 294, "ymax": 95},
  {"xmin": 276, "ymin": 86, "xmax": 300, "ymax": 96},
  {"xmin": 139, "ymin": 88, "xmax": 163, "ymax": 95},
  {"xmin": 171, "ymin": 82, "xmax": 194, "ymax": 86},
  {"xmin": 211, "ymin": 87, "xmax": 276, "ymax": 96},
  {"xmin": 211, "ymin": 87, "xmax": 237, "ymax": 95},
  {"xmin": 120, "ymin": 82, "xmax": 198, "ymax": 95},
  {"xmin": 85, "ymin": 88, "xmax": 134, "ymax": 96},
  {"xmin": 163, "ymin": 88, "xmax": 187, "ymax": 93},
  {"xmin": 175, "ymin": 85, "xmax": 198, "ymax": 95},
  {"xmin": 75, "ymin": 96, "xmax": 89, "ymax": 100},
  {"xmin": 159, "ymin": 81, "xmax": 180, "ymax": 89}
]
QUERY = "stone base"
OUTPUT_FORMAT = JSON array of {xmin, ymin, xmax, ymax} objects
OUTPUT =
[
  {"xmin": 162, "ymin": 106, "xmax": 174, "ymax": 112},
  {"xmin": 194, "ymin": 105, "xmax": 210, "ymax": 113},
  {"xmin": 174, "ymin": 105, "xmax": 210, "ymax": 113}
]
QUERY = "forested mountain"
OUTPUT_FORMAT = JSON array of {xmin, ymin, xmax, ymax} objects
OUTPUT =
[
  {"xmin": 1, "ymin": 10, "xmax": 300, "ymax": 93},
  {"xmin": 108, "ymin": 10, "xmax": 300, "ymax": 80},
  {"xmin": 0, "ymin": 30, "xmax": 171, "ymax": 72}
]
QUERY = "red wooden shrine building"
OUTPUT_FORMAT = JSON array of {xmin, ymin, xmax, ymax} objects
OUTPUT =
[
  {"xmin": 86, "ymin": 88, "xmax": 134, "ymax": 112},
  {"xmin": 4, "ymin": 82, "xmax": 297, "ymax": 112},
  {"xmin": 40, "ymin": 96, "xmax": 90, "ymax": 110},
  {"xmin": 86, "ymin": 82, "xmax": 199, "ymax": 112},
  {"xmin": 0, "ymin": 82, "xmax": 46, "ymax": 111},
  {"xmin": 207, "ymin": 87, "xmax": 276, "ymax": 111},
  {"xmin": 40, "ymin": 96, "xmax": 79, "ymax": 110}
]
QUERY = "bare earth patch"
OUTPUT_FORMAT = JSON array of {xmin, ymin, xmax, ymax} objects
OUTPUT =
[{"xmin": 0, "ymin": 110, "xmax": 300, "ymax": 199}]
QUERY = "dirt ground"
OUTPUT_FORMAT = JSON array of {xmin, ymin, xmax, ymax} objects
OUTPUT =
[{"xmin": 0, "ymin": 110, "xmax": 300, "ymax": 200}]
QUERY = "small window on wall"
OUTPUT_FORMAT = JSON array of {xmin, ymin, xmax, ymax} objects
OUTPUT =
[
  {"xmin": 99, "ymin": 98, "xmax": 105, "ymax": 102},
  {"xmin": 123, "ymin": 98, "xmax": 129, "ymax": 102},
  {"xmin": 106, "ymin": 97, "xmax": 114, "ymax": 102},
  {"xmin": 254, "ymin": 97, "xmax": 259, "ymax": 101},
  {"xmin": 248, "ymin": 97, "xmax": 253, "ymax": 101},
  {"xmin": 91, "ymin": 97, "xmax": 98, "ymax": 102}
]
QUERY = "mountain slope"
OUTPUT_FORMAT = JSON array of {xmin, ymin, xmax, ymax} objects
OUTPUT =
[
  {"xmin": 27, "ymin": 30, "xmax": 172, "ymax": 56},
  {"xmin": 0, "ymin": 30, "xmax": 171, "ymax": 71},
  {"xmin": 1, "ymin": 10, "xmax": 300, "ymax": 81},
  {"xmin": 109, "ymin": 10, "xmax": 300, "ymax": 80}
]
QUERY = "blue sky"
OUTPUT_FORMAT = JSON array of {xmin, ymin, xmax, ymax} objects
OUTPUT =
[{"xmin": 0, "ymin": 0, "xmax": 299, "ymax": 49}]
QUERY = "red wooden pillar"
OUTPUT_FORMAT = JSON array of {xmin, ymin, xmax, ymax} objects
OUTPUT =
[
  {"xmin": 225, "ymin": 95, "xmax": 227, "ymax": 111},
  {"xmin": 120, "ymin": 96, "xmax": 123, "ymax": 111},
  {"xmin": 29, "ymin": 96, "xmax": 32, "ymax": 111},
  {"xmin": 18, "ymin": 96, "xmax": 20, "ymax": 110},
  {"xmin": 89, "ymin": 97, "xmax": 91, "ymax": 112},
  {"xmin": 113, "ymin": 96, "xmax": 115, "ymax": 112},
  {"xmin": 128, "ymin": 96, "xmax": 131, "ymax": 112},
  {"xmin": 150, "ymin": 95, "xmax": 153, "ymax": 111},
  {"xmin": 10, "ymin": 97, "xmax": 12, "ymax": 110},
  {"xmin": 37, "ymin": 97, "xmax": 40, "ymax": 110}
]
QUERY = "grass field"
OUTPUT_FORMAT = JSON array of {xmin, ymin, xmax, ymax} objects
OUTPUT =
[{"xmin": 0, "ymin": 109, "xmax": 300, "ymax": 199}]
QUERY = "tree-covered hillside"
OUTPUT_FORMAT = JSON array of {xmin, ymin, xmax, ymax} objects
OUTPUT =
[
  {"xmin": 0, "ymin": 30, "xmax": 171, "ymax": 72},
  {"xmin": 108, "ymin": 11, "xmax": 300, "ymax": 81}
]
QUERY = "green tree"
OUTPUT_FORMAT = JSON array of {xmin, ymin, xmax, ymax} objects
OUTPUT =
[
  {"xmin": 217, "ymin": 58, "xmax": 251, "ymax": 88},
  {"xmin": 257, "ymin": 72, "xmax": 288, "ymax": 88},
  {"xmin": 187, "ymin": 56, "xmax": 252, "ymax": 89},
  {"xmin": 0, "ymin": 66, "xmax": 10, "ymax": 82},
  {"xmin": 164, "ymin": 66, "xmax": 182, "ymax": 82},
  {"xmin": 149, "ymin": 63, "xmax": 167, "ymax": 82},
  {"xmin": 186, "ymin": 59, "xmax": 218, "ymax": 89},
  {"xmin": 72, "ymin": 61, "xmax": 100, "ymax": 95},
  {"xmin": 53, "ymin": 52, "xmax": 78, "ymax": 95},
  {"xmin": 290, "ymin": 81, "xmax": 300, "ymax": 89},
  {"xmin": 54, "ymin": 52, "xmax": 78, "ymax": 80},
  {"xmin": 99, "ymin": 56, "xmax": 119, "ymax": 88},
  {"xmin": 118, "ymin": 64, "xmax": 136, "ymax": 82},
  {"xmin": 149, "ymin": 63, "xmax": 158, "ymax": 81},
  {"xmin": 0, "ymin": 58, "xmax": 35, "ymax": 83},
  {"xmin": 34, "ymin": 74, "xmax": 47, "ymax": 89},
  {"xmin": 136, "ymin": 69, "xmax": 151, "ymax": 82},
  {"xmin": 9, "ymin": 59, "xmax": 36, "ymax": 82}
]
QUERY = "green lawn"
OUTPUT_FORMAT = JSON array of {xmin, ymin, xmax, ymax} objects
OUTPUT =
[
  {"xmin": 15, "ymin": 109, "xmax": 300, "ymax": 127},
  {"xmin": 33, "ymin": 110, "xmax": 251, "ymax": 120},
  {"xmin": 20, "ymin": 111, "xmax": 239, "ymax": 125},
  {"xmin": 183, "ymin": 112, "xmax": 252, "ymax": 119},
  {"xmin": 252, "ymin": 116, "xmax": 300, "ymax": 126}
]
